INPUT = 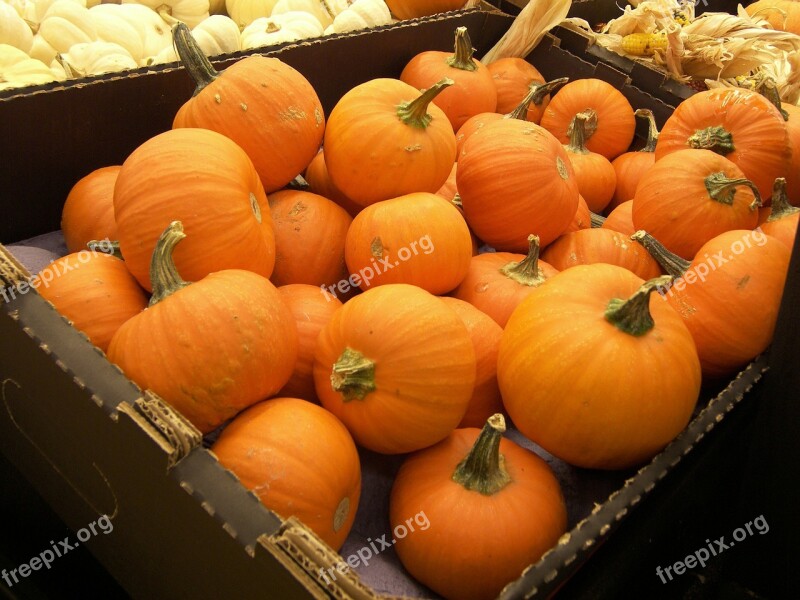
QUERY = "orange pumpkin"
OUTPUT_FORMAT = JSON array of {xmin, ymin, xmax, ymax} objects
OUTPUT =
[
  {"xmin": 113, "ymin": 128, "xmax": 275, "ymax": 292},
  {"xmin": 171, "ymin": 23, "xmax": 324, "ymax": 193},
  {"xmin": 760, "ymin": 178, "xmax": 799, "ymax": 250},
  {"xmin": 390, "ymin": 414, "xmax": 567, "ymax": 600},
  {"xmin": 540, "ymin": 78, "xmax": 636, "ymax": 160},
  {"xmin": 602, "ymin": 200, "xmax": 636, "ymax": 237},
  {"xmin": 400, "ymin": 26, "xmax": 497, "ymax": 132},
  {"xmin": 608, "ymin": 108, "xmax": 659, "ymax": 213},
  {"xmin": 440, "ymin": 297, "xmax": 503, "ymax": 429},
  {"xmin": 654, "ymin": 87, "xmax": 791, "ymax": 201},
  {"xmin": 344, "ymin": 192, "xmax": 472, "ymax": 295},
  {"xmin": 277, "ymin": 284, "xmax": 343, "ymax": 401},
  {"xmin": 108, "ymin": 222, "xmax": 298, "ymax": 433},
  {"xmin": 303, "ymin": 150, "xmax": 363, "ymax": 218},
  {"xmin": 563, "ymin": 109, "xmax": 617, "ymax": 213},
  {"xmin": 313, "ymin": 284, "xmax": 476, "ymax": 454},
  {"xmin": 632, "ymin": 148, "xmax": 760, "ymax": 259},
  {"xmin": 487, "ymin": 58, "xmax": 565, "ymax": 124},
  {"xmin": 745, "ymin": 0, "xmax": 800, "ymax": 35},
  {"xmin": 61, "ymin": 165, "xmax": 120, "ymax": 254},
  {"xmin": 498, "ymin": 265, "xmax": 701, "ymax": 469},
  {"xmin": 212, "ymin": 397, "xmax": 361, "ymax": 551},
  {"xmin": 384, "ymin": 0, "xmax": 465, "ymax": 20},
  {"xmin": 268, "ymin": 189, "xmax": 352, "ymax": 289},
  {"xmin": 457, "ymin": 118, "xmax": 579, "ymax": 251},
  {"xmin": 324, "ymin": 78, "xmax": 457, "ymax": 206},
  {"xmin": 782, "ymin": 103, "xmax": 800, "ymax": 204},
  {"xmin": 565, "ymin": 194, "xmax": 592, "ymax": 233},
  {"xmin": 435, "ymin": 162, "xmax": 458, "ymax": 203},
  {"xmin": 35, "ymin": 252, "xmax": 148, "ymax": 353}
]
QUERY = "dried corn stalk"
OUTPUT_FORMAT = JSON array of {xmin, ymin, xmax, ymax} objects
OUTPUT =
[{"xmin": 481, "ymin": 0, "xmax": 572, "ymax": 64}]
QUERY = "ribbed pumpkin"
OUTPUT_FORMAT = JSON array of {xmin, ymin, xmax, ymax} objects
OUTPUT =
[
  {"xmin": 36, "ymin": 252, "xmax": 148, "ymax": 353},
  {"xmin": 400, "ymin": 26, "xmax": 497, "ymax": 132},
  {"xmin": 487, "ymin": 58, "xmax": 564, "ymax": 124},
  {"xmin": 608, "ymin": 108, "xmax": 659, "ymax": 213},
  {"xmin": 760, "ymin": 178, "xmax": 799, "ymax": 250},
  {"xmin": 108, "ymin": 222, "xmax": 298, "ymax": 433},
  {"xmin": 390, "ymin": 414, "xmax": 567, "ymax": 600},
  {"xmin": 61, "ymin": 165, "xmax": 120, "ymax": 254},
  {"xmin": 632, "ymin": 148, "xmax": 760, "ymax": 259},
  {"xmin": 602, "ymin": 200, "xmax": 636, "ymax": 237},
  {"xmin": 113, "ymin": 128, "xmax": 275, "ymax": 292},
  {"xmin": 498, "ymin": 265, "xmax": 701, "ymax": 469},
  {"xmin": 324, "ymin": 77, "xmax": 457, "ymax": 206},
  {"xmin": 633, "ymin": 230, "xmax": 791, "ymax": 378},
  {"xmin": 211, "ymin": 397, "xmax": 361, "ymax": 551},
  {"xmin": 457, "ymin": 118, "xmax": 579, "ymax": 251},
  {"xmin": 563, "ymin": 109, "xmax": 617, "ymax": 213},
  {"xmin": 277, "ymin": 284, "xmax": 343, "ymax": 401},
  {"xmin": 303, "ymin": 149, "xmax": 363, "ymax": 217},
  {"xmin": 344, "ymin": 192, "xmax": 472, "ymax": 295},
  {"xmin": 268, "ymin": 189, "xmax": 352, "ymax": 289},
  {"xmin": 654, "ymin": 87, "xmax": 791, "ymax": 201},
  {"xmin": 313, "ymin": 284, "xmax": 476, "ymax": 454},
  {"xmin": 440, "ymin": 297, "xmax": 503, "ymax": 429},
  {"xmin": 450, "ymin": 235, "xmax": 558, "ymax": 328},
  {"xmin": 171, "ymin": 22, "xmax": 324, "ymax": 193}
]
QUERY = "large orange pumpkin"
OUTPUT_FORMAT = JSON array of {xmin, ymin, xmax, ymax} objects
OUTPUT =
[
  {"xmin": 61, "ymin": 165, "xmax": 120, "ymax": 253},
  {"xmin": 498, "ymin": 265, "xmax": 701, "ymax": 469},
  {"xmin": 313, "ymin": 284, "xmax": 476, "ymax": 454},
  {"xmin": 212, "ymin": 397, "xmax": 361, "ymax": 551}
]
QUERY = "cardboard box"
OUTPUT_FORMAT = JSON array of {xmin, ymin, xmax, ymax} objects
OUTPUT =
[{"xmin": 1, "ymin": 7, "xmax": 797, "ymax": 599}]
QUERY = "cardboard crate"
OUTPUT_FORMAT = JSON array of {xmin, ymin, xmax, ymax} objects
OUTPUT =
[{"xmin": 1, "ymin": 7, "xmax": 797, "ymax": 599}]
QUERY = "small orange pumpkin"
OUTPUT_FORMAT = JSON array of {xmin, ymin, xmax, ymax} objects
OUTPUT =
[
  {"xmin": 760, "ymin": 178, "xmax": 799, "ymax": 250},
  {"xmin": 61, "ymin": 165, "xmax": 120, "ymax": 254},
  {"xmin": 564, "ymin": 194, "xmax": 592, "ymax": 233},
  {"xmin": 608, "ymin": 108, "xmax": 659, "ymax": 213},
  {"xmin": 563, "ymin": 109, "xmax": 617, "ymax": 213},
  {"xmin": 487, "ymin": 58, "xmax": 565, "ymax": 124},
  {"xmin": 602, "ymin": 200, "xmax": 636, "ymax": 237},
  {"xmin": 303, "ymin": 150, "xmax": 363, "ymax": 218}
]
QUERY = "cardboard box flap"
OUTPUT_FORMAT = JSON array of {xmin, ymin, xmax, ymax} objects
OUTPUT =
[{"xmin": 0, "ymin": 243, "xmax": 31, "ymax": 288}]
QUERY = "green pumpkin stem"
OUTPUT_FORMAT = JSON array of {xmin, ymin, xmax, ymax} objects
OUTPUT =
[
  {"xmin": 452, "ymin": 413, "xmax": 512, "ymax": 496},
  {"xmin": 631, "ymin": 230, "xmax": 691, "ymax": 278},
  {"xmin": 704, "ymin": 172, "xmax": 761, "ymax": 210},
  {"xmin": 565, "ymin": 109, "xmax": 597, "ymax": 154},
  {"xmin": 499, "ymin": 234, "xmax": 546, "ymax": 286},
  {"xmin": 445, "ymin": 27, "xmax": 478, "ymax": 72},
  {"xmin": 687, "ymin": 125, "xmax": 734, "ymax": 155},
  {"xmin": 173, "ymin": 21, "xmax": 218, "ymax": 95},
  {"xmin": 331, "ymin": 347, "xmax": 376, "ymax": 401},
  {"xmin": 766, "ymin": 178, "xmax": 800, "ymax": 222},
  {"xmin": 452, "ymin": 193, "xmax": 463, "ymax": 208},
  {"xmin": 506, "ymin": 77, "xmax": 568, "ymax": 121},
  {"xmin": 87, "ymin": 239, "xmax": 122, "ymax": 260},
  {"xmin": 635, "ymin": 108, "xmax": 659, "ymax": 152},
  {"xmin": 396, "ymin": 78, "xmax": 454, "ymax": 129},
  {"xmin": 604, "ymin": 275, "xmax": 673, "ymax": 336},
  {"xmin": 149, "ymin": 221, "xmax": 192, "ymax": 307},
  {"xmin": 754, "ymin": 75, "xmax": 789, "ymax": 121}
]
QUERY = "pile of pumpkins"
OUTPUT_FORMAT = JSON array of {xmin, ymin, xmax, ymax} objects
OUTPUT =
[
  {"xmin": 33, "ymin": 21, "xmax": 795, "ymax": 600},
  {"xmin": 0, "ymin": 0, "xmax": 467, "ymax": 90}
]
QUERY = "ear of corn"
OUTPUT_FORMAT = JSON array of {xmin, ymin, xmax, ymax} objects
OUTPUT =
[{"xmin": 621, "ymin": 32, "xmax": 668, "ymax": 56}]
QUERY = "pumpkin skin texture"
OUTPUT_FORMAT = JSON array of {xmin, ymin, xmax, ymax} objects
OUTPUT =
[
  {"xmin": 211, "ymin": 397, "xmax": 361, "ymax": 551},
  {"xmin": 540, "ymin": 78, "xmax": 636, "ymax": 160},
  {"xmin": 487, "ymin": 58, "xmax": 549, "ymax": 123},
  {"xmin": 654, "ymin": 88, "xmax": 791, "ymax": 201},
  {"xmin": 745, "ymin": 0, "xmax": 800, "ymax": 35},
  {"xmin": 344, "ymin": 192, "xmax": 472, "ymax": 295},
  {"xmin": 602, "ymin": 200, "xmax": 636, "ymax": 237},
  {"xmin": 113, "ymin": 128, "xmax": 275, "ymax": 292},
  {"xmin": 390, "ymin": 415, "xmax": 567, "ymax": 600},
  {"xmin": 108, "ymin": 222, "xmax": 298, "ymax": 434},
  {"xmin": 563, "ymin": 110, "xmax": 617, "ymax": 213},
  {"xmin": 782, "ymin": 103, "xmax": 800, "ymax": 204},
  {"xmin": 632, "ymin": 149, "xmax": 760, "ymax": 260},
  {"xmin": 268, "ymin": 189, "xmax": 352, "ymax": 289},
  {"xmin": 457, "ymin": 118, "xmax": 579, "ymax": 251},
  {"xmin": 303, "ymin": 150, "xmax": 362, "ymax": 217},
  {"xmin": 440, "ymin": 297, "xmax": 504, "ymax": 429},
  {"xmin": 608, "ymin": 109, "xmax": 659, "ymax": 213},
  {"xmin": 384, "ymin": 0, "xmax": 465, "ymax": 20},
  {"xmin": 171, "ymin": 23, "xmax": 324, "ymax": 193},
  {"xmin": 61, "ymin": 165, "xmax": 120, "ymax": 254},
  {"xmin": 323, "ymin": 77, "xmax": 457, "ymax": 207},
  {"xmin": 760, "ymin": 178, "xmax": 799, "ymax": 250},
  {"xmin": 498, "ymin": 265, "xmax": 701, "ymax": 470},
  {"xmin": 541, "ymin": 228, "xmax": 663, "ymax": 280},
  {"xmin": 313, "ymin": 284, "xmax": 476, "ymax": 454},
  {"xmin": 277, "ymin": 284, "xmax": 343, "ymax": 402},
  {"xmin": 565, "ymin": 194, "xmax": 592, "ymax": 233},
  {"xmin": 36, "ymin": 252, "xmax": 148, "ymax": 353}
]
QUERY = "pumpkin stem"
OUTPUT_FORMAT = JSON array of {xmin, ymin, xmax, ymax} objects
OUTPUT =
[
  {"xmin": 396, "ymin": 78, "xmax": 454, "ymax": 129},
  {"xmin": 445, "ymin": 27, "xmax": 478, "ymax": 72},
  {"xmin": 590, "ymin": 212, "xmax": 606, "ymax": 228},
  {"xmin": 331, "ymin": 347, "xmax": 376, "ymax": 401},
  {"xmin": 452, "ymin": 193, "xmax": 463, "ymax": 208},
  {"xmin": 753, "ymin": 75, "xmax": 789, "ymax": 121},
  {"xmin": 635, "ymin": 108, "xmax": 659, "ymax": 152},
  {"xmin": 499, "ymin": 234, "xmax": 546, "ymax": 286},
  {"xmin": 451, "ymin": 413, "xmax": 512, "ymax": 496},
  {"xmin": 687, "ymin": 125, "xmax": 734, "ymax": 155},
  {"xmin": 604, "ymin": 275, "xmax": 673, "ymax": 336},
  {"xmin": 173, "ymin": 22, "xmax": 219, "ymax": 95},
  {"xmin": 87, "ymin": 240, "xmax": 123, "ymax": 260},
  {"xmin": 631, "ymin": 230, "xmax": 691, "ymax": 278},
  {"xmin": 565, "ymin": 109, "xmax": 597, "ymax": 154},
  {"xmin": 506, "ymin": 77, "xmax": 568, "ymax": 121},
  {"xmin": 704, "ymin": 172, "xmax": 761, "ymax": 210},
  {"xmin": 156, "ymin": 4, "xmax": 182, "ymax": 27},
  {"xmin": 149, "ymin": 221, "xmax": 192, "ymax": 306},
  {"xmin": 767, "ymin": 177, "xmax": 800, "ymax": 222}
]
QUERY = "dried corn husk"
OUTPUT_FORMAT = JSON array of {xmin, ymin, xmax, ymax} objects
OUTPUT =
[
  {"xmin": 481, "ymin": 0, "xmax": 571, "ymax": 64},
  {"xmin": 705, "ymin": 51, "xmax": 800, "ymax": 106}
]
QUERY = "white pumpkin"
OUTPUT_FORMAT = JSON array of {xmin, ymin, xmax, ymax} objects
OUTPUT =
[
  {"xmin": 240, "ymin": 11, "xmax": 323, "ymax": 49},
  {"xmin": 226, "ymin": 0, "xmax": 280, "ymax": 30},
  {"xmin": 19, "ymin": 0, "xmax": 87, "ymax": 26},
  {"xmin": 108, "ymin": 3, "xmax": 172, "ymax": 64},
  {"xmin": 54, "ymin": 40, "xmax": 137, "ymax": 77},
  {"xmin": 89, "ymin": 4, "xmax": 145, "ymax": 62},
  {"xmin": 123, "ymin": 0, "xmax": 209, "ymax": 29},
  {"xmin": 0, "ymin": 42, "xmax": 60, "ymax": 90},
  {"xmin": 29, "ymin": 1, "xmax": 97, "ymax": 65},
  {"xmin": 327, "ymin": 0, "xmax": 389, "ymax": 34},
  {"xmin": 150, "ymin": 14, "xmax": 241, "ymax": 64},
  {"xmin": 0, "ymin": 2, "xmax": 34, "ymax": 53},
  {"xmin": 271, "ymin": 0, "xmax": 349, "ymax": 29}
]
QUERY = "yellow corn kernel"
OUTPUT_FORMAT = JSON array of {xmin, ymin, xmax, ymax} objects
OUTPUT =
[
  {"xmin": 621, "ymin": 32, "xmax": 668, "ymax": 56},
  {"xmin": 673, "ymin": 11, "xmax": 690, "ymax": 27}
]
